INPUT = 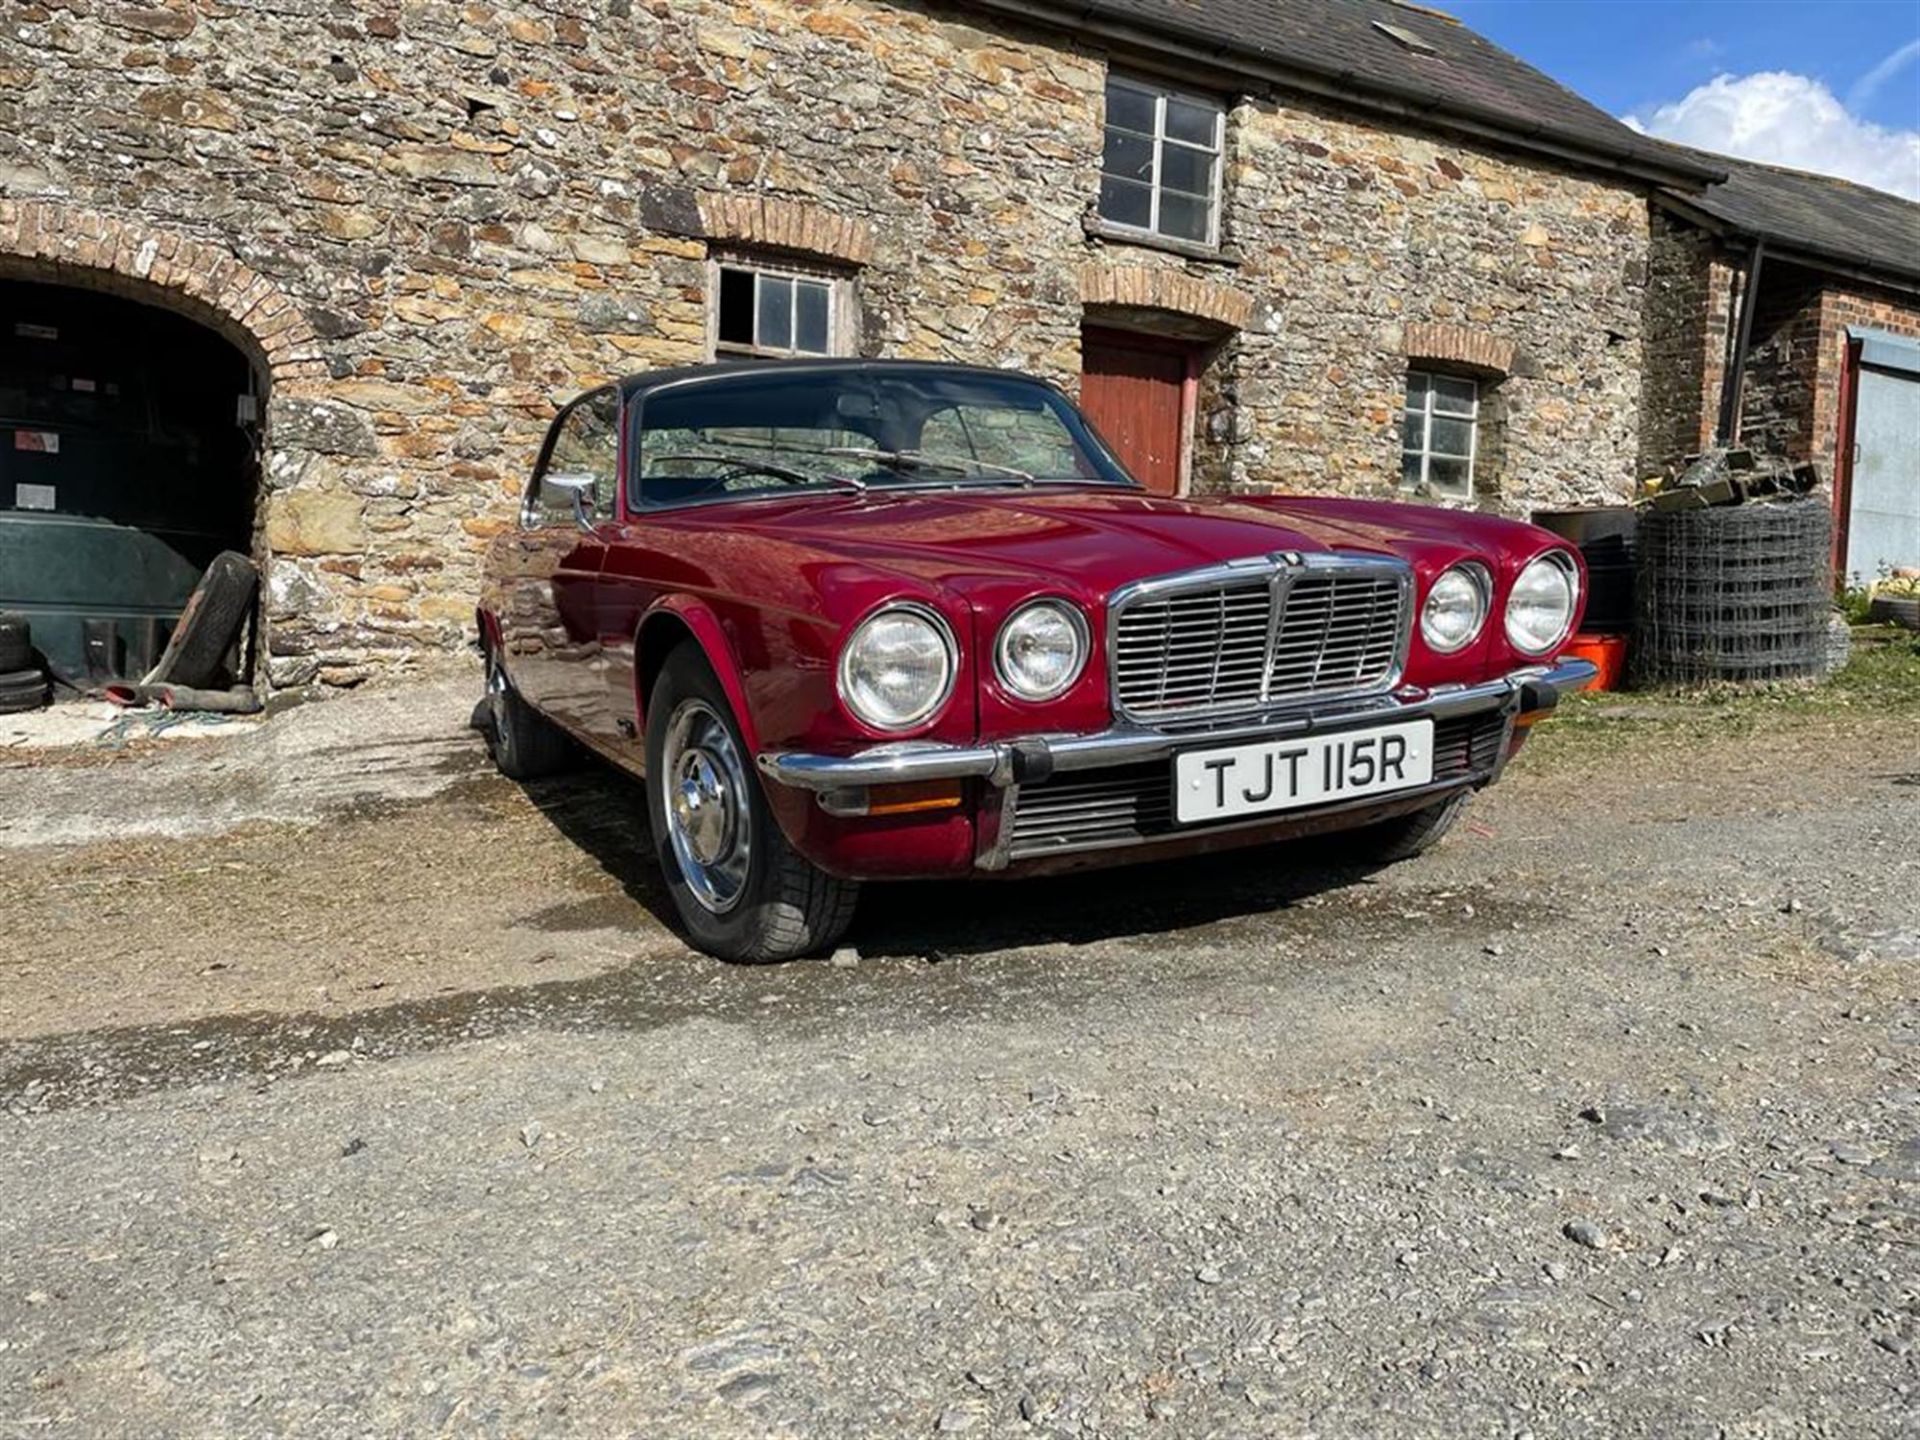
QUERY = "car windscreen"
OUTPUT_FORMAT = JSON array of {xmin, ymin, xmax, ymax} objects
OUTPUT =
[{"xmin": 630, "ymin": 368, "xmax": 1137, "ymax": 510}]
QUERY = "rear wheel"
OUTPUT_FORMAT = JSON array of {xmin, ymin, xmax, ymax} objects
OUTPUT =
[
  {"xmin": 646, "ymin": 645, "xmax": 857, "ymax": 963},
  {"xmin": 1345, "ymin": 791, "xmax": 1470, "ymax": 864},
  {"xmin": 483, "ymin": 649, "xmax": 573, "ymax": 780}
]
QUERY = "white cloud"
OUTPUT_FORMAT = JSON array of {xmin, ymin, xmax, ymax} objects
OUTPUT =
[{"xmin": 1625, "ymin": 71, "xmax": 1920, "ymax": 200}]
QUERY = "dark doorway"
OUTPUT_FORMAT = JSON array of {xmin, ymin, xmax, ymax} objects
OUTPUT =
[
  {"xmin": 1080, "ymin": 325, "xmax": 1196, "ymax": 496},
  {"xmin": 0, "ymin": 280, "xmax": 260, "ymax": 684}
]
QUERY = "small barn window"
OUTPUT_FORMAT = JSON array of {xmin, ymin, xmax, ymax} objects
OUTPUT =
[
  {"xmin": 1401, "ymin": 371, "xmax": 1478, "ymax": 498},
  {"xmin": 713, "ymin": 262, "xmax": 841, "ymax": 358},
  {"xmin": 1099, "ymin": 74, "xmax": 1226, "ymax": 246}
]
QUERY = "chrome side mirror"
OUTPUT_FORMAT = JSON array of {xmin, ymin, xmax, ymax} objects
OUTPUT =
[{"xmin": 540, "ymin": 471, "xmax": 597, "ymax": 531}]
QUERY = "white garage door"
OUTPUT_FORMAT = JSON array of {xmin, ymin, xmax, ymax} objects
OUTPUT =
[{"xmin": 1846, "ymin": 328, "xmax": 1920, "ymax": 584}]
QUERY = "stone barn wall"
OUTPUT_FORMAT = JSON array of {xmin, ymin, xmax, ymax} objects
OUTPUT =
[{"xmin": 0, "ymin": 0, "xmax": 1653, "ymax": 686}]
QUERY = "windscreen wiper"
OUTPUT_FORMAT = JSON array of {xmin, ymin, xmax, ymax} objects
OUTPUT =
[
  {"xmin": 822, "ymin": 447, "xmax": 1036, "ymax": 486},
  {"xmin": 644, "ymin": 452, "xmax": 867, "ymax": 494}
]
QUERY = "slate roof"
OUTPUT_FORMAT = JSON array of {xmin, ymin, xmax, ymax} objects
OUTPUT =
[
  {"xmin": 974, "ymin": 0, "xmax": 1723, "ymax": 186},
  {"xmin": 1656, "ymin": 149, "xmax": 1920, "ymax": 288}
]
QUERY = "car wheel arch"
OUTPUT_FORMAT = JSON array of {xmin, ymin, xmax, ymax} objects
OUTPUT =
[{"xmin": 633, "ymin": 601, "xmax": 762, "ymax": 754}]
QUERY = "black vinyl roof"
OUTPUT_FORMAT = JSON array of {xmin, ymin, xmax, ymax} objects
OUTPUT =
[
  {"xmin": 970, "ymin": 0, "xmax": 1724, "ymax": 187},
  {"xmin": 1657, "ymin": 149, "xmax": 1920, "ymax": 289},
  {"xmin": 618, "ymin": 357, "xmax": 1059, "ymax": 399}
]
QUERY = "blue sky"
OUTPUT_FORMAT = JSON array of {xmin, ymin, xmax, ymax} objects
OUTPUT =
[{"xmin": 1445, "ymin": 0, "xmax": 1920, "ymax": 196}]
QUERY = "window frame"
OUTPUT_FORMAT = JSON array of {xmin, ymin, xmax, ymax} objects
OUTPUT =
[
  {"xmin": 524, "ymin": 384, "xmax": 622, "ymax": 528},
  {"xmin": 709, "ymin": 256, "xmax": 847, "ymax": 361},
  {"xmin": 1098, "ymin": 73, "xmax": 1228, "ymax": 249},
  {"xmin": 1400, "ymin": 369, "xmax": 1479, "ymax": 500}
]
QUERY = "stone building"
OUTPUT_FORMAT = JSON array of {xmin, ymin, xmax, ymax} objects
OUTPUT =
[
  {"xmin": 0, "ymin": 0, "xmax": 1719, "ymax": 687},
  {"xmin": 1640, "ymin": 152, "xmax": 1920, "ymax": 585}
]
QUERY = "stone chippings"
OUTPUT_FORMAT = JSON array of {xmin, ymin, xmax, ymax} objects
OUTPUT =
[{"xmin": 2, "ymin": 0, "xmax": 1653, "ymax": 685}]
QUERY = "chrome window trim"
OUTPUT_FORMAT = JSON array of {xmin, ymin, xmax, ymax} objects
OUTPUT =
[{"xmin": 1104, "ymin": 551, "xmax": 1415, "ymax": 726}]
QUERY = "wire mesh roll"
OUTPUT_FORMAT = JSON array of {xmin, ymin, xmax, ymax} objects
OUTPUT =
[{"xmin": 1633, "ymin": 499, "xmax": 1833, "ymax": 685}]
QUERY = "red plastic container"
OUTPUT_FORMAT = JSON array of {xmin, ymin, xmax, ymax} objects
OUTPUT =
[{"xmin": 1560, "ymin": 633, "xmax": 1627, "ymax": 692}]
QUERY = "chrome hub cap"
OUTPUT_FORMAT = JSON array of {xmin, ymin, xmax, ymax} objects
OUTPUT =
[
  {"xmin": 661, "ymin": 700, "xmax": 752, "ymax": 914},
  {"xmin": 486, "ymin": 657, "xmax": 510, "ymax": 736}
]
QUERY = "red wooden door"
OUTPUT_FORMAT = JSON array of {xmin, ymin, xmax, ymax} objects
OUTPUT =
[{"xmin": 1080, "ymin": 327, "xmax": 1192, "ymax": 496}]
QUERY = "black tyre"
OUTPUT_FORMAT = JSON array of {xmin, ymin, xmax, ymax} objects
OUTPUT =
[
  {"xmin": 0, "ymin": 614, "xmax": 30, "ymax": 673},
  {"xmin": 645, "ymin": 644, "xmax": 857, "ymax": 963},
  {"xmin": 1345, "ymin": 791, "xmax": 1470, "ymax": 864},
  {"xmin": 483, "ymin": 650, "xmax": 574, "ymax": 780},
  {"xmin": 0, "ymin": 672, "xmax": 49, "ymax": 713},
  {"xmin": 148, "ymin": 551, "xmax": 258, "ymax": 688}
]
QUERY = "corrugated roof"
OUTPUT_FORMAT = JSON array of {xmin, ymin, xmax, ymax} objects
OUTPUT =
[
  {"xmin": 969, "ymin": 0, "xmax": 1724, "ymax": 186},
  {"xmin": 1658, "ymin": 149, "xmax": 1920, "ymax": 288}
]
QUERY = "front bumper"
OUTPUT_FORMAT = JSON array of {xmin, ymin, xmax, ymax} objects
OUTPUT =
[{"xmin": 757, "ymin": 658, "xmax": 1597, "ymax": 795}]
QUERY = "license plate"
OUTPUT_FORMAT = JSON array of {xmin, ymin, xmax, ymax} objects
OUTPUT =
[{"xmin": 1174, "ymin": 719, "xmax": 1435, "ymax": 825}]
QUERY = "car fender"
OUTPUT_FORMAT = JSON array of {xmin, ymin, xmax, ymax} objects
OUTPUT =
[{"xmin": 633, "ymin": 595, "xmax": 764, "ymax": 754}]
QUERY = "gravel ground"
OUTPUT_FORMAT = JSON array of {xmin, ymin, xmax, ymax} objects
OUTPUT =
[{"xmin": 1, "ymin": 650, "xmax": 1915, "ymax": 1438}]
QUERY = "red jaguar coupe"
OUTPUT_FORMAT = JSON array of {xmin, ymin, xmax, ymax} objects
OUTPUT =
[{"xmin": 478, "ymin": 361, "xmax": 1593, "ymax": 961}]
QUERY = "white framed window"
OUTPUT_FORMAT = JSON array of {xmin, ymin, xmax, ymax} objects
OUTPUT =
[
  {"xmin": 1099, "ymin": 74, "xmax": 1226, "ymax": 247},
  {"xmin": 1401, "ymin": 371, "xmax": 1478, "ymax": 498},
  {"xmin": 712, "ymin": 260, "xmax": 844, "ymax": 359}
]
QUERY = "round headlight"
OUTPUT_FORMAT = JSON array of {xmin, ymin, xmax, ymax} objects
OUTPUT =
[
  {"xmin": 838, "ymin": 605, "xmax": 956, "ymax": 732},
  {"xmin": 995, "ymin": 599, "xmax": 1089, "ymax": 701},
  {"xmin": 1505, "ymin": 551, "xmax": 1580, "ymax": 655},
  {"xmin": 1421, "ymin": 564, "xmax": 1491, "ymax": 654}
]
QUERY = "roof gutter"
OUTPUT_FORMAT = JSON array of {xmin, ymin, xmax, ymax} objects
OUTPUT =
[{"xmin": 963, "ymin": 0, "xmax": 1726, "ymax": 191}]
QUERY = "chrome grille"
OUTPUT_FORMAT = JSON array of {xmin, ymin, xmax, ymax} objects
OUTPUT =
[
  {"xmin": 1110, "ymin": 559, "xmax": 1411, "ymax": 723},
  {"xmin": 1006, "ymin": 711, "xmax": 1504, "ymax": 861}
]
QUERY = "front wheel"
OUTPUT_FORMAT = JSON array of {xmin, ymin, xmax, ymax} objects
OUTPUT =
[
  {"xmin": 1344, "ymin": 791, "xmax": 1470, "ymax": 865},
  {"xmin": 645, "ymin": 646, "xmax": 858, "ymax": 963}
]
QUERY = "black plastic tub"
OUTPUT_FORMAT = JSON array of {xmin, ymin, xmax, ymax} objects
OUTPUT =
[{"xmin": 1531, "ymin": 506, "xmax": 1638, "ymax": 635}]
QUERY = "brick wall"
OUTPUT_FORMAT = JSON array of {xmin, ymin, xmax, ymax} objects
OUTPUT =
[
  {"xmin": 1736, "ymin": 261, "xmax": 1828, "ymax": 462},
  {"xmin": 1811, "ymin": 282, "xmax": 1920, "ymax": 474},
  {"xmin": 1639, "ymin": 209, "xmax": 1727, "ymax": 472}
]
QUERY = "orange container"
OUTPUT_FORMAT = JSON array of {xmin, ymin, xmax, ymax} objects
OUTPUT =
[{"xmin": 1560, "ymin": 632, "xmax": 1627, "ymax": 691}]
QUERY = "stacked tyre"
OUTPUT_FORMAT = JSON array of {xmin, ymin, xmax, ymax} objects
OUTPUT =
[{"xmin": 0, "ymin": 613, "xmax": 50, "ymax": 714}]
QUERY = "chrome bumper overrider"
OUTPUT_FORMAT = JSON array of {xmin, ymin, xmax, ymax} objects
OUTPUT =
[{"xmin": 757, "ymin": 658, "xmax": 1598, "ymax": 794}]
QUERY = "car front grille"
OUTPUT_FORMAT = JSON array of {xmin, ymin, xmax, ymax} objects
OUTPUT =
[
  {"xmin": 1110, "ymin": 561, "xmax": 1411, "ymax": 724},
  {"xmin": 1004, "ymin": 710, "xmax": 1506, "ymax": 862}
]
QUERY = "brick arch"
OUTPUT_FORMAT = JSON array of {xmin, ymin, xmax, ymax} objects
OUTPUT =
[
  {"xmin": 1403, "ymin": 321, "xmax": 1517, "ymax": 377},
  {"xmin": 0, "ymin": 199, "xmax": 322, "ymax": 385},
  {"xmin": 695, "ymin": 193, "xmax": 875, "ymax": 267},
  {"xmin": 1078, "ymin": 264, "xmax": 1255, "ymax": 333}
]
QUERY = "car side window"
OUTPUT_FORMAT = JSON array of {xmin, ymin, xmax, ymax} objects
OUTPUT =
[{"xmin": 528, "ymin": 388, "xmax": 620, "ymax": 526}]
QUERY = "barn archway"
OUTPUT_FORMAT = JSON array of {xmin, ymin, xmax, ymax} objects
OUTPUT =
[
  {"xmin": 0, "ymin": 203, "xmax": 318, "ymax": 688},
  {"xmin": 0, "ymin": 278, "xmax": 262, "ymax": 683}
]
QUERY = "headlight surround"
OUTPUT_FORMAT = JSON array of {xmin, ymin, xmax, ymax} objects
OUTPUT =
[
  {"xmin": 994, "ymin": 599, "xmax": 1090, "ymax": 701},
  {"xmin": 837, "ymin": 604, "xmax": 957, "ymax": 732},
  {"xmin": 1421, "ymin": 563, "xmax": 1491, "ymax": 655},
  {"xmin": 1505, "ymin": 550, "xmax": 1581, "ymax": 655}
]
